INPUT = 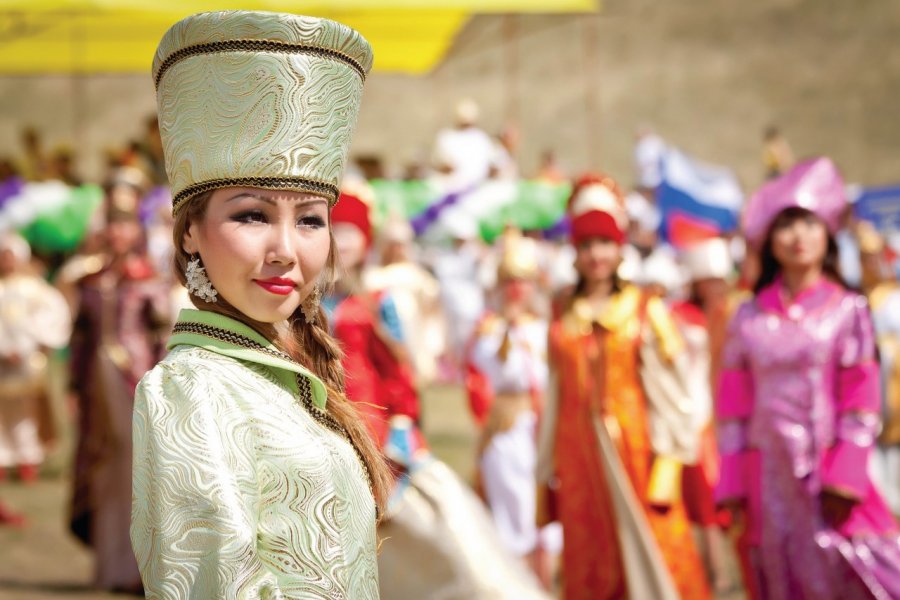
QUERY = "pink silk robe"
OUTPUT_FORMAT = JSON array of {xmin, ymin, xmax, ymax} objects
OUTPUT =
[{"xmin": 716, "ymin": 277, "xmax": 900, "ymax": 599}]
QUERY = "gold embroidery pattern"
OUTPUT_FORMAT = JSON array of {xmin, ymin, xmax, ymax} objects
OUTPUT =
[
  {"xmin": 132, "ymin": 346, "xmax": 378, "ymax": 597},
  {"xmin": 172, "ymin": 175, "xmax": 339, "ymax": 214},
  {"xmin": 154, "ymin": 38, "xmax": 367, "ymax": 88},
  {"xmin": 172, "ymin": 320, "xmax": 378, "ymax": 514},
  {"xmin": 173, "ymin": 321, "xmax": 292, "ymax": 363},
  {"xmin": 295, "ymin": 373, "xmax": 377, "ymax": 517}
]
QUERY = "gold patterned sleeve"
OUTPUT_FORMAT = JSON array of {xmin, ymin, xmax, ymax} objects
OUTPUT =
[{"xmin": 131, "ymin": 359, "xmax": 284, "ymax": 599}]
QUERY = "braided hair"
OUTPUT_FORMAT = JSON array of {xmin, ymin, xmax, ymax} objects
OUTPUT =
[{"xmin": 172, "ymin": 191, "xmax": 391, "ymax": 514}]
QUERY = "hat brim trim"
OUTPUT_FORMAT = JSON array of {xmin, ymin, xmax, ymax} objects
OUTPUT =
[
  {"xmin": 172, "ymin": 176, "xmax": 339, "ymax": 215},
  {"xmin": 154, "ymin": 39, "xmax": 367, "ymax": 89}
]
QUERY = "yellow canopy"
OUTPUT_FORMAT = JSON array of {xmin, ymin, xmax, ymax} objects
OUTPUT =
[{"xmin": 0, "ymin": 1, "xmax": 596, "ymax": 75}]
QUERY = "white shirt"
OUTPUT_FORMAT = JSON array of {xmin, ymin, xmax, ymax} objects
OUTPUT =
[{"xmin": 434, "ymin": 126, "xmax": 495, "ymax": 191}]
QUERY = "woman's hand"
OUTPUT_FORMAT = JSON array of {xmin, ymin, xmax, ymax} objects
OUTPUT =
[{"xmin": 820, "ymin": 490, "xmax": 857, "ymax": 529}]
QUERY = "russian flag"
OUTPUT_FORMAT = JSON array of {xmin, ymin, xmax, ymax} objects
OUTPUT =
[{"xmin": 656, "ymin": 149, "xmax": 743, "ymax": 247}]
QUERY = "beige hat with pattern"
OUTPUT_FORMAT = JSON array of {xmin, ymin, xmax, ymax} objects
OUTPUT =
[{"xmin": 153, "ymin": 11, "xmax": 373, "ymax": 215}]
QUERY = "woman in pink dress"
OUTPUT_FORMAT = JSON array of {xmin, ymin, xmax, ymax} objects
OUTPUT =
[{"xmin": 716, "ymin": 157, "xmax": 900, "ymax": 599}]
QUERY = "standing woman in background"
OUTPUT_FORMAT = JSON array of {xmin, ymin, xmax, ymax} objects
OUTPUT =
[
  {"xmin": 856, "ymin": 222, "xmax": 900, "ymax": 518},
  {"xmin": 131, "ymin": 11, "xmax": 390, "ymax": 597},
  {"xmin": 537, "ymin": 174, "xmax": 710, "ymax": 600},
  {"xmin": 67, "ymin": 172, "xmax": 169, "ymax": 594},
  {"xmin": 672, "ymin": 238, "xmax": 743, "ymax": 595},
  {"xmin": 465, "ymin": 228, "xmax": 562, "ymax": 588},
  {"xmin": 326, "ymin": 187, "xmax": 550, "ymax": 600},
  {"xmin": 0, "ymin": 232, "xmax": 71, "ymax": 484},
  {"xmin": 325, "ymin": 185, "xmax": 422, "ymax": 451},
  {"xmin": 716, "ymin": 158, "xmax": 900, "ymax": 599}
]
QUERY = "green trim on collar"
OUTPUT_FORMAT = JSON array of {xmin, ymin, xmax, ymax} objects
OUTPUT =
[{"xmin": 167, "ymin": 308, "xmax": 327, "ymax": 410}]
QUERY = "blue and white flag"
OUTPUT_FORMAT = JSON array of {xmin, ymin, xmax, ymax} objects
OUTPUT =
[
  {"xmin": 656, "ymin": 148, "xmax": 743, "ymax": 247},
  {"xmin": 851, "ymin": 184, "xmax": 900, "ymax": 234}
]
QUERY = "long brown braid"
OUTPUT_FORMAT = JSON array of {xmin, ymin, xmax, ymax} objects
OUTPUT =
[{"xmin": 172, "ymin": 191, "xmax": 391, "ymax": 514}]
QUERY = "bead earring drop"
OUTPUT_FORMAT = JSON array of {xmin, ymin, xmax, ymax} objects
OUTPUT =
[
  {"xmin": 301, "ymin": 286, "xmax": 320, "ymax": 324},
  {"xmin": 185, "ymin": 255, "xmax": 218, "ymax": 303}
]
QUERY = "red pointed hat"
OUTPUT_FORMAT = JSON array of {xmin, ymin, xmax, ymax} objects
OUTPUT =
[
  {"xmin": 568, "ymin": 173, "xmax": 628, "ymax": 245},
  {"xmin": 331, "ymin": 189, "xmax": 373, "ymax": 247}
]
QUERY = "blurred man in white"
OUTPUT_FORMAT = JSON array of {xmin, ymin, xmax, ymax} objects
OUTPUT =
[
  {"xmin": 0, "ymin": 232, "xmax": 71, "ymax": 482},
  {"xmin": 431, "ymin": 215, "xmax": 487, "ymax": 381},
  {"xmin": 433, "ymin": 99, "xmax": 496, "ymax": 192}
]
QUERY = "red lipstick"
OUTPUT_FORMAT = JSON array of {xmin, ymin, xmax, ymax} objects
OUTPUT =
[{"xmin": 254, "ymin": 277, "xmax": 296, "ymax": 296}]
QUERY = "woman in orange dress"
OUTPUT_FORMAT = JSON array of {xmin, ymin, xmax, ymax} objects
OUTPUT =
[{"xmin": 537, "ymin": 174, "xmax": 710, "ymax": 600}]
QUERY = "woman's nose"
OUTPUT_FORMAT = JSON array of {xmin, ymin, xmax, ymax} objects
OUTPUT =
[{"xmin": 266, "ymin": 222, "xmax": 296, "ymax": 265}]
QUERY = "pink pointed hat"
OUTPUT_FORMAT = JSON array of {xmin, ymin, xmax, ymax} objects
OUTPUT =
[{"xmin": 743, "ymin": 157, "xmax": 847, "ymax": 249}]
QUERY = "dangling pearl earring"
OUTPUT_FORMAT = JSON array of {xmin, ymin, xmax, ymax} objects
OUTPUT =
[
  {"xmin": 301, "ymin": 286, "xmax": 320, "ymax": 324},
  {"xmin": 185, "ymin": 255, "xmax": 218, "ymax": 303}
]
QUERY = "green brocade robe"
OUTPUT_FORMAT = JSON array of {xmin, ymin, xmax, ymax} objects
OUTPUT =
[{"xmin": 130, "ymin": 309, "xmax": 378, "ymax": 599}]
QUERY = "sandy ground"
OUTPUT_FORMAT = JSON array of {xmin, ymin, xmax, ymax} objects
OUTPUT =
[{"xmin": 0, "ymin": 383, "xmax": 743, "ymax": 599}]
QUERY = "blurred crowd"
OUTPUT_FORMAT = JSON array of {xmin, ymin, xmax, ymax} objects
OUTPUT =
[{"xmin": 0, "ymin": 99, "xmax": 898, "ymax": 599}]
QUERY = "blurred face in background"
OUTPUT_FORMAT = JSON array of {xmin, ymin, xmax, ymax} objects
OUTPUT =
[
  {"xmin": 693, "ymin": 277, "xmax": 729, "ymax": 307},
  {"xmin": 106, "ymin": 218, "xmax": 144, "ymax": 257},
  {"xmin": 500, "ymin": 276, "xmax": 534, "ymax": 306},
  {"xmin": 770, "ymin": 209, "xmax": 828, "ymax": 272},
  {"xmin": 740, "ymin": 250, "xmax": 761, "ymax": 288},
  {"xmin": 629, "ymin": 226, "xmax": 658, "ymax": 255},
  {"xmin": 381, "ymin": 240, "xmax": 408, "ymax": 266},
  {"xmin": 0, "ymin": 247, "xmax": 18, "ymax": 277},
  {"xmin": 182, "ymin": 187, "xmax": 330, "ymax": 323},
  {"xmin": 106, "ymin": 184, "xmax": 145, "ymax": 256},
  {"xmin": 860, "ymin": 250, "xmax": 893, "ymax": 288},
  {"xmin": 333, "ymin": 222, "xmax": 368, "ymax": 273},
  {"xmin": 574, "ymin": 236, "xmax": 621, "ymax": 284}
]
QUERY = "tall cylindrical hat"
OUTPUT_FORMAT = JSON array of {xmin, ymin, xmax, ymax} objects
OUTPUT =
[{"xmin": 153, "ymin": 11, "xmax": 373, "ymax": 215}]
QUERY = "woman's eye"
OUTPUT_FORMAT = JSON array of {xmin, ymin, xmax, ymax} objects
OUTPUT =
[
  {"xmin": 231, "ymin": 210, "xmax": 267, "ymax": 224},
  {"xmin": 298, "ymin": 215, "xmax": 326, "ymax": 229}
]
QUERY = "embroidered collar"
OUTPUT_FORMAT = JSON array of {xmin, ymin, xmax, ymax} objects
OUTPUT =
[
  {"xmin": 562, "ymin": 285, "xmax": 683, "ymax": 360},
  {"xmin": 167, "ymin": 309, "xmax": 328, "ymax": 410},
  {"xmin": 756, "ymin": 275, "xmax": 843, "ymax": 321},
  {"xmin": 564, "ymin": 284, "xmax": 642, "ymax": 334}
]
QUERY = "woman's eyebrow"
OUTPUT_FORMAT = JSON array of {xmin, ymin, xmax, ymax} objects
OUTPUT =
[
  {"xmin": 298, "ymin": 198, "xmax": 328, "ymax": 209},
  {"xmin": 226, "ymin": 193, "xmax": 326, "ymax": 208},
  {"xmin": 226, "ymin": 192, "xmax": 275, "ymax": 205}
]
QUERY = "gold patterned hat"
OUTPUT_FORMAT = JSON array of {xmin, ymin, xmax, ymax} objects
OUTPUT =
[
  {"xmin": 497, "ymin": 228, "xmax": 540, "ymax": 280},
  {"xmin": 153, "ymin": 11, "xmax": 373, "ymax": 214}
]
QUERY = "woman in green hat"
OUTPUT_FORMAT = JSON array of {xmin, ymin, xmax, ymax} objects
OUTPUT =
[{"xmin": 131, "ymin": 11, "xmax": 390, "ymax": 598}]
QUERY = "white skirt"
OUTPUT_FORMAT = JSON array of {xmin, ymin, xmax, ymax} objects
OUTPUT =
[{"xmin": 480, "ymin": 411, "xmax": 562, "ymax": 556}]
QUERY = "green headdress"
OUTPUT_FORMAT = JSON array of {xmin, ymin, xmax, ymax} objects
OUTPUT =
[{"xmin": 153, "ymin": 11, "xmax": 373, "ymax": 214}]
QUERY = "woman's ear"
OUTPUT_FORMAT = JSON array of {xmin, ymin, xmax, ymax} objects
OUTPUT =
[{"xmin": 182, "ymin": 220, "xmax": 199, "ymax": 255}]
